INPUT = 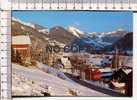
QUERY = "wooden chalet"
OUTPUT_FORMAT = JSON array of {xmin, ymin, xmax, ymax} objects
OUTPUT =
[
  {"xmin": 12, "ymin": 35, "xmax": 31, "ymax": 64},
  {"xmin": 111, "ymin": 68, "xmax": 132, "ymax": 96}
]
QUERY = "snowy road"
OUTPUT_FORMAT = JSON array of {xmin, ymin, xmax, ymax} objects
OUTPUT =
[{"xmin": 12, "ymin": 63, "xmax": 109, "ymax": 96}]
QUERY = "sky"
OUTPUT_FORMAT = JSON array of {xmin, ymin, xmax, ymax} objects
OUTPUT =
[{"xmin": 12, "ymin": 11, "xmax": 133, "ymax": 33}]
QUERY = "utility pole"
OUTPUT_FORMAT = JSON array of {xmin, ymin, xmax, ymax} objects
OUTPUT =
[{"xmin": 112, "ymin": 45, "xmax": 119, "ymax": 70}]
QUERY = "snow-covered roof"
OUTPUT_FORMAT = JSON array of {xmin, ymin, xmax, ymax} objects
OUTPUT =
[
  {"xmin": 122, "ymin": 69, "xmax": 132, "ymax": 75},
  {"xmin": 111, "ymin": 81, "xmax": 125, "ymax": 88},
  {"xmin": 124, "ymin": 62, "xmax": 132, "ymax": 68},
  {"xmin": 67, "ymin": 26, "xmax": 85, "ymax": 38},
  {"xmin": 12, "ymin": 62, "xmax": 108, "ymax": 96},
  {"xmin": 99, "ymin": 68, "xmax": 112, "ymax": 73},
  {"xmin": 87, "ymin": 57, "xmax": 102, "ymax": 66},
  {"xmin": 61, "ymin": 58, "xmax": 72, "ymax": 68},
  {"xmin": 12, "ymin": 35, "xmax": 31, "ymax": 45}
]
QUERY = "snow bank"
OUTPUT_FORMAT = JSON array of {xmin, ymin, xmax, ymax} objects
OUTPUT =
[
  {"xmin": 36, "ymin": 62, "xmax": 74, "ymax": 83},
  {"xmin": 12, "ymin": 63, "xmax": 108, "ymax": 96},
  {"xmin": 12, "ymin": 73, "xmax": 49, "ymax": 96}
]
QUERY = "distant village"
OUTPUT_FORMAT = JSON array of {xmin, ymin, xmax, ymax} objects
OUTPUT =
[{"xmin": 12, "ymin": 34, "xmax": 133, "ymax": 96}]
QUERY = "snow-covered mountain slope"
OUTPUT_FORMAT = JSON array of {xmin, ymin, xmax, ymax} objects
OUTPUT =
[
  {"xmin": 89, "ymin": 28, "xmax": 127, "ymax": 38},
  {"xmin": 12, "ymin": 17, "xmax": 131, "ymax": 52},
  {"xmin": 12, "ymin": 63, "xmax": 108, "ymax": 96},
  {"xmin": 12, "ymin": 17, "xmax": 49, "ymax": 35},
  {"xmin": 72, "ymin": 33, "xmax": 112, "ymax": 51},
  {"xmin": 112, "ymin": 32, "xmax": 133, "ymax": 51},
  {"xmin": 101, "ymin": 29, "xmax": 128, "ymax": 43},
  {"xmin": 82, "ymin": 34, "xmax": 112, "ymax": 47},
  {"xmin": 67, "ymin": 26, "xmax": 85, "ymax": 38},
  {"xmin": 49, "ymin": 26, "xmax": 78, "ymax": 44},
  {"xmin": 34, "ymin": 24, "xmax": 49, "ymax": 35},
  {"xmin": 12, "ymin": 17, "xmax": 35, "ymax": 29},
  {"xmin": 38, "ymin": 29, "xmax": 49, "ymax": 34},
  {"xmin": 71, "ymin": 28, "xmax": 129, "ymax": 51}
]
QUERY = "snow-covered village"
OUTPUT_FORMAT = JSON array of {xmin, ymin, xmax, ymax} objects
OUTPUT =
[{"xmin": 11, "ymin": 11, "xmax": 133, "ymax": 97}]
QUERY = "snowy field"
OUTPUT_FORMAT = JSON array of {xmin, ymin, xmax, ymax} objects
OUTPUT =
[{"xmin": 12, "ymin": 63, "xmax": 108, "ymax": 96}]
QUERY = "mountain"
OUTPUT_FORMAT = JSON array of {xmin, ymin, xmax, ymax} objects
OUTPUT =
[
  {"xmin": 70, "ymin": 28, "xmax": 130, "ymax": 53},
  {"xmin": 104, "ymin": 32, "xmax": 133, "ymax": 54},
  {"xmin": 71, "ymin": 34, "xmax": 111, "ymax": 53},
  {"xmin": 34, "ymin": 24, "xmax": 49, "ymax": 35},
  {"xmin": 12, "ymin": 17, "xmax": 132, "ymax": 54},
  {"xmin": 105, "ymin": 28, "xmax": 127, "ymax": 37},
  {"xmin": 102, "ymin": 29, "xmax": 128, "ymax": 43},
  {"xmin": 88, "ymin": 29, "xmax": 128, "ymax": 44},
  {"xmin": 12, "ymin": 18, "xmax": 73, "ymax": 45},
  {"xmin": 49, "ymin": 26, "xmax": 78, "ymax": 44},
  {"xmin": 12, "ymin": 20, "xmax": 48, "ymax": 42},
  {"xmin": 67, "ymin": 26, "xmax": 85, "ymax": 38},
  {"xmin": 12, "ymin": 17, "xmax": 35, "ymax": 29},
  {"xmin": 113, "ymin": 32, "xmax": 133, "ymax": 50}
]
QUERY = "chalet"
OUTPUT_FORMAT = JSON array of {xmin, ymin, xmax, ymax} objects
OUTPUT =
[
  {"xmin": 85, "ymin": 68, "xmax": 101, "ymax": 81},
  {"xmin": 12, "ymin": 35, "xmax": 31, "ymax": 65},
  {"xmin": 111, "ymin": 68, "xmax": 132, "ymax": 96},
  {"xmin": 79, "ymin": 64, "xmax": 114, "ymax": 81},
  {"xmin": 112, "ymin": 68, "xmax": 132, "ymax": 82},
  {"xmin": 61, "ymin": 56, "xmax": 72, "ymax": 73}
]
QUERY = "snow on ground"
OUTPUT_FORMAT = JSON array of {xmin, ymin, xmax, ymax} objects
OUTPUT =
[
  {"xmin": 36, "ymin": 62, "xmax": 74, "ymax": 83},
  {"xmin": 12, "ymin": 73, "xmax": 48, "ymax": 96},
  {"xmin": 12, "ymin": 63, "xmax": 108, "ymax": 96}
]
